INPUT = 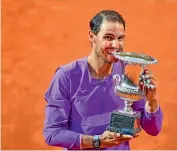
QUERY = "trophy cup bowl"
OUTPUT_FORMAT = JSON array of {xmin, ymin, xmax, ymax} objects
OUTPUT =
[{"xmin": 107, "ymin": 52, "xmax": 158, "ymax": 136}]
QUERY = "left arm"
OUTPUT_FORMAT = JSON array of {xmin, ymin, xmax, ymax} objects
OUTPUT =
[
  {"xmin": 133, "ymin": 98, "xmax": 163, "ymax": 136},
  {"xmin": 141, "ymin": 99, "xmax": 163, "ymax": 136},
  {"xmin": 133, "ymin": 67, "xmax": 163, "ymax": 136}
]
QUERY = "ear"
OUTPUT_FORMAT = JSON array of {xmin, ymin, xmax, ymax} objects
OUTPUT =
[{"xmin": 88, "ymin": 30, "xmax": 95, "ymax": 44}]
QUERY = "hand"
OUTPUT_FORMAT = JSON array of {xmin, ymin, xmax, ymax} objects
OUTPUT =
[
  {"xmin": 99, "ymin": 130, "xmax": 138, "ymax": 148},
  {"xmin": 139, "ymin": 66, "xmax": 158, "ymax": 111}
]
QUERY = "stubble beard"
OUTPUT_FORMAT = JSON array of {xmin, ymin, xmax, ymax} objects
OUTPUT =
[{"xmin": 95, "ymin": 48, "xmax": 113, "ymax": 65}]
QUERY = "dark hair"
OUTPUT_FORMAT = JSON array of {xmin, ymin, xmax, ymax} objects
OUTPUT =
[{"xmin": 90, "ymin": 10, "xmax": 126, "ymax": 35}]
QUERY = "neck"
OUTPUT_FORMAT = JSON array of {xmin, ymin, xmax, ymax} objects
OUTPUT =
[{"xmin": 87, "ymin": 51, "xmax": 113, "ymax": 79}]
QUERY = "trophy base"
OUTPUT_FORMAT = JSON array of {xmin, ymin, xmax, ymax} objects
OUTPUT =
[{"xmin": 107, "ymin": 110, "xmax": 141, "ymax": 136}]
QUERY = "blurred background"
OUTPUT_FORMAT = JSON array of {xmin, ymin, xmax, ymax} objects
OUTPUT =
[{"xmin": 2, "ymin": 0, "xmax": 177, "ymax": 150}]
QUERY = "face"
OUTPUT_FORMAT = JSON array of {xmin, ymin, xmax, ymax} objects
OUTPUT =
[{"xmin": 90, "ymin": 20, "xmax": 125, "ymax": 64}]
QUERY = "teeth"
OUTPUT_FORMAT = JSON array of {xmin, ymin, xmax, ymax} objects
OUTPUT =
[{"xmin": 108, "ymin": 51, "xmax": 118, "ymax": 54}]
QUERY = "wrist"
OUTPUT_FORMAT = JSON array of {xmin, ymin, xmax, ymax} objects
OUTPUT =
[
  {"xmin": 82, "ymin": 134, "xmax": 102, "ymax": 149},
  {"xmin": 92, "ymin": 135, "xmax": 101, "ymax": 149},
  {"xmin": 81, "ymin": 135, "xmax": 94, "ymax": 149},
  {"xmin": 146, "ymin": 99, "xmax": 159, "ymax": 112}
]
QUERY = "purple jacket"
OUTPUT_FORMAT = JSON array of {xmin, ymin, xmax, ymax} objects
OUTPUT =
[{"xmin": 44, "ymin": 57, "xmax": 163, "ymax": 150}]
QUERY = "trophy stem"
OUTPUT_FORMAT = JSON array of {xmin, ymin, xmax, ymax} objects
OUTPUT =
[
  {"xmin": 124, "ymin": 100, "xmax": 133, "ymax": 113},
  {"xmin": 119, "ymin": 97, "xmax": 135, "ymax": 114}
]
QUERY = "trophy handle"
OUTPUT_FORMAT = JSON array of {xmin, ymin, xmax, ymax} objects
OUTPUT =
[
  {"xmin": 140, "ymin": 64, "xmax": 146, "ymax": 96},
  {"xmin": 141, "ymin": 64, "xmax": 154, "ymax": 96},
  {"xmin": 113, "ymin": 74, "xmax": 121, "ymax": 86}
]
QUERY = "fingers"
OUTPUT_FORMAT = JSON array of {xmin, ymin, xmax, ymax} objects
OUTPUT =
[
  {"xmin": 146, "ymin": 79, "xmax": 157, "ymax": 90},
  {"xmin": 141, "ymin": 67, "xmax": 157, "ymax": 80},
  {"xmin": 115, "ymin": 133, "xmax": 123, "ymax": 138},
  {"xmin": 139, "ymin": 67, "xmax": 157, "ymax": 91},
  {"xmin": 139, "ymin": 79, "xmax": 157, "ymax": 90},
  {"xmin": 140, "ymin": 78, "xmax": 156, "ymax": 86},
  {"xmin": 107, "ymin": 132, "xmax": 133, "ymax": 140},
  {"xmin": 119, "ymin": 134, "xmax": 133, "ymax": 139},
  {"xmin": 140, "ymin": 74, "xmax": 157, "ymax": 81},
  {"xmin": 107, "ymin": 131, "xmax": 120, "ymax": 139},
  {"xmin": 114, "ymin": 134, "xmax": 137, "ymax": 145},
  {"xmin": 141, "ymin": 66, "xmax": 148, "ymax": 74},
  {"xmin": 102, "ymin": 131, "xmax": 138, "ymax": 148},
  {"xmin": 115, "ymin": 133, "xmax": 133, "ymax": 140}
]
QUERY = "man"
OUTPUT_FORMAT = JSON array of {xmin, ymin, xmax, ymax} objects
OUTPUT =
[{"xmin": 44, "ymin": 10, "xmax": 163, "ymax": 150}]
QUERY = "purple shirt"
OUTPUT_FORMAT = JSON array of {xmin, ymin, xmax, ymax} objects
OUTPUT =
[{"xmin": 44, "ymin": 57, "xmax": 163, "ymax": 150}]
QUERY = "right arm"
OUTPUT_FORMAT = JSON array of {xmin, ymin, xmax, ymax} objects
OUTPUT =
[{"xmin": 44, "ymin": 68, "xmax": 81, "ymax": 149}]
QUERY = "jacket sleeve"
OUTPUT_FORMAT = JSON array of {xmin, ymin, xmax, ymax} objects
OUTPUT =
[
  {"xmin": 132, "ymin": 99, "xmax": 163, "ymax": 136},
  {"xmin": 43, "ymin": 68, "xmax": 81, "ymax": 149}
]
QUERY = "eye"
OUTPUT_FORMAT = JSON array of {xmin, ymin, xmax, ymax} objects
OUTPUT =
[
  {"xmin": 104, "ymin": 36, "xmax": 114, "ymax": 41},
  {"xmin": 118, "ymin": 36, "xmax": 125, "ymax": 41}
]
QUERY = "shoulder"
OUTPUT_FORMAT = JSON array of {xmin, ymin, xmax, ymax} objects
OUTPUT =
[{"xmin": 55, "ymin": 57, "xmax": 87, "ymax": 79}]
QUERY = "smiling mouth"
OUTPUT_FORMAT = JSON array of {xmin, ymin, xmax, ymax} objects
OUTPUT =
[{"xmin": 108, "ymin": 50, "xmax": 121, "ymax": 55}]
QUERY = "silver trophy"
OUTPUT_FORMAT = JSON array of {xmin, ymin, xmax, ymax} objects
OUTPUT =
[{"xmin": 107, "ymin": 52, "xmax": 158, "ymax": 136}]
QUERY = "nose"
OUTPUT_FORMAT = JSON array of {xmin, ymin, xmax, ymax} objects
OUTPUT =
[{"xmin": 111, "ymin": 39, "xmax": 120, "ymax": 48}]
